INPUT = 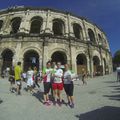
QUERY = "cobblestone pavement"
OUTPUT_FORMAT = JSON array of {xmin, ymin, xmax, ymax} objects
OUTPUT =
[{"xmin": 0, "ymin": 72, "xmax": 120, "ymax": 120}]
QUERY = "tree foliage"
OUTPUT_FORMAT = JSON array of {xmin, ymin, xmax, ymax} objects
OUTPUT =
[{"xmin": 113, "ymin": 50, "xmax": 120, "ymax": 65}]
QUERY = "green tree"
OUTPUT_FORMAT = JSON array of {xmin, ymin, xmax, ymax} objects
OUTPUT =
[{"xmin": 113, "ymin": 50, "xmax": 120, "ymax": 66}]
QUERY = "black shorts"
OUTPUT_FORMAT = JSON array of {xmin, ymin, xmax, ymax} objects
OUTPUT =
[
  {"xmin": 43, "ymin": 82, "xmax": 51, "ymax": 94},
  {"xmin": 64, "ymin": 83, "xmax": 74, "ymax": 96}
]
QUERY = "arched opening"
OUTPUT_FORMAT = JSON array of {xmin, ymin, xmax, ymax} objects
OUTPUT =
[
  {"xmin": 88, "ymin": 29, "xmax": 96, "ymax": 43},
  {"xmin": 98, "ymin": 34, "xmax": 103, "ymax": 45},
  {"xmin": 51, "ymin": 51, "xmax": 67, "ymax": 65},
  {"xmin": 30, "ymin": 16, "xmax": 43, "ymax": 34},
  {"xmin": 103, "ymin": 58, "xmax": 108, "ymax": 74},
  {"xmin": 52, "ymin": 19, "xmax": 65, "ymax": 36},
  {"xmin": 0, "ymin": 20, "xmax": 3, "ymax": 31},
  {"xmin": 73, "ymin": 23, "xmax": 83, "ymax": 39},
  {"xmin": 93, "ymin": 56, "xmax": 100, "ymax": 76},
  {"xmin": 76, "ymin": 54, "xmax": 87, "ymax": 74},
  {"xmin": 10, "ymin": 17, "xmax": 21, "ymax": 34},
  {"xmin": 1, "ymin": 49, "xmax": 14, "ymax": 73},
  {"xmin": 23, "ymin": 50, "xmax": 39, "ymax": 71}
]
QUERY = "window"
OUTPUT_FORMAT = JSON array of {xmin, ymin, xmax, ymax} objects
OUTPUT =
[
  {"xmin": 30, "ymin": 16, "xmax": 43, "ymax": 34},
  {"xmin": 53, "ymin": 19, "xmax": 65, "ymax": 36},
  {"xmin": 10, "ymin": 17, "xmax": 21, "ymax": 34},
  {"xmin": 73, "ymin": 23, "xmax": 83, "ymax": 39}
]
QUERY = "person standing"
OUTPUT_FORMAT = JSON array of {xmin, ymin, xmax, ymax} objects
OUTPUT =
[
  {"xmin": 63, "ymin": 64, "xmax": 75, "ymax": 108},
  {"xmin": 42, "ymin": 61, "xmax": 53, "ymax": 106},
  {"xmin": 52, "ymin": 62, "xmax": 63, "ymax": 106},
  {"xmin": 26, "ymin": 67, "xmax": 34, "ymax": 93},
  {"xmin": 81, "ymin": 68, "xmax": 87, "ymax": 85},
  {"xmin": 14, "ymin": 62, "xmax": 22, "ymax": 95}
]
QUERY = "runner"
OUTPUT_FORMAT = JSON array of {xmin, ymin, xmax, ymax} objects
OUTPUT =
[
  {"xmin": 63, "ymin": 64, "xmax": 75, "ymax": 108},
  {"xmin": 52, "ymin": 62, "xmax": 63, "ymax": 106},
  {"xmin": 14, "ymin": 62, "xmax": 22, "ymax": 95},
  {"xmin": 42, "ymin": 61, "xmax": 53, "ymax": 106}
]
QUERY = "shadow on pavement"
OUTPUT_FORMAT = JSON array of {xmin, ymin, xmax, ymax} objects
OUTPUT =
[
  {"xmin": 104, "ymin": 83, "xmax": 120, "ymax": 101},
  {"xmin": 0, "ymin": 99, "xmax": 3, "ymax": 104},
  {"xmin": 104, "ymin": 81, "xmax": 116, "ymax": 83},
  {"xmin": 75, "ymin": 106, "xmax": 120, "ymax": 120},
  {"xmin": 32, "ymin": 91, "xmax": 44, "ymax": 104},
  {"xmin": 103, "ymin": 95, "xmax": 120, "ymax": 101}
]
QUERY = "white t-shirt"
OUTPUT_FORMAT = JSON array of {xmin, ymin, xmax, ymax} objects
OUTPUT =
[
  {"xmin": 22, "ymin": 73, "xmax": 27, "ymax": 78},
  {"xmin": 27, "ymin": 70, "xmax": 34, "ymax": 79},
  {"xmin": 54, "ymin": 68, "xmax": 63, "ymax": 83},
  {"xmin": 117, "ymin": 67, "xmax": 120, "ymax": 73},
  {"xmin": 43, "ymin": 68, "xmax": 53, "ymax": 82},
  {"xmin": 63, "ymin": 70, "xmax": 72, "ymax": 84}
]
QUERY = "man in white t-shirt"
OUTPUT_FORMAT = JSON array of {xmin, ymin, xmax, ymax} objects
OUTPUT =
[{"xmin": 27, "ymin": 67, "xmax": 34, "ymax": 93}]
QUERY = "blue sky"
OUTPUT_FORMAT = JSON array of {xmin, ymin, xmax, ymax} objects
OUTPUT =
[{"xmin": 0, "ymin": 0, "xmax": 119, "ymax": 56}]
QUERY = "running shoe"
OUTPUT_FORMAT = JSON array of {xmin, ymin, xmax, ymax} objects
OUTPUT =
[
  {"xmin": 53, "ymin": 101, "xmax": 57, "ymax": 106},
  {"xmin": 70, "ymin": 103, "xmax": 74, "ymax": 108},
  {"xmin": 58, "ymin": 101, "xmax": 62, "ymax": 107},
  {"xmin": 43, "ymin": 102, "xmax": 51, "ymax": 106}
]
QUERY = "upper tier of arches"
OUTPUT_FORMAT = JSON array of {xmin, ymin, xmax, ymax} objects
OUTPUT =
[{"xmin": 0, "ymin": 7, "xmax": 109, "ymax": 49}]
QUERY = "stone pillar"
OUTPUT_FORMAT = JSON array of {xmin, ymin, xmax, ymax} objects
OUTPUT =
[
  {"xmin": 19, "ymin": 11, "xmax": 30, "ymax": 34},
  {"xmin": 44, "ymin": 10, "xmax": 53, "ymax": 34},
  {"xmin": 2, "ymin": 14, "xmax": 11, "ymax": 34},
  {"xmin": 82, "ymin": 20, "xmax": 89, "ymax": 41},
  {"xmin": 0, "ymin": 55, "xmax": 3, "ymax": 75},
  {"xmin": 15, "ymin": 42, "xmax": 22, "ymax": 63},
  {"xmin": 39, "ymin": 57, "xmax": 42, "ymax": 71},
  {"xmin": 12, "ymin": 55, "xmax": 16, "ymax": 67},
  {"xmin": 67, "ymin": 14, "xmax": 74, "ymax": 37},
  {"xmin": 42, "ymin": 37, "xmax": 50, "ymax": 68},
  {"xmin": 70, "ymin": 46, "xmax": 77, "ymax": 73},
  {"xmin": 86, "ymin": 56, "xmax": 90, "ymax": 75},
  {"xmin": 94, "ymin": 27, "xmax": 99, "ymax": 44},
  {"xmin": 90, "ymin": 57, "xmax": 94, "ymax": 77}
]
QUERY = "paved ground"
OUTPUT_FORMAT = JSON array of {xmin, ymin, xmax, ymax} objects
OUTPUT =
[{"xmin": 0, "ymin": 72, "xmax": 120, "ymax": 120}]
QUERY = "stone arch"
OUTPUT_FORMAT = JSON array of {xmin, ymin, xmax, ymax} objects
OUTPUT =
[
  {"xmin": 73, "ymin": 23, "xmax": 83, "ymax": 40},
  {"xmin": 92, "ymin": 50, "xmax": 101, "ymax": 61},
  {"xmin": 76, "ymin": 53, "xmax": 87, "ymax": 74},
  {"xmin": 88, "ymin": 28, "xmax": 96, "ymax": 43},
  {"xmin": 10, "ymin": 17, "xmax": 22, "ymax": 34},
  {"xmin": 93, "ymin": 56, "xmax": 101, "ymax": 76},
  {"xmin": 103, "ymin": 58, "xmax": 108, "ymax": 74},
  {"xmin": 0, "ymin": 47, "xmax": 15, "ymax": 56},
  {"xmin": 51, "ymin": 51, "xmax": 67, "ymax": 65},
  {"xmin": 52, "ymin": 18, "xmax": 65, "ymax": 36},
  {"xmin": 22, "ymin": 47, "xmax": 42, "ymax": 59},
  {"xmin": 1, "ymin": 48, "xmax": 14, "ymax": 74},
  {"xmin": 50, "ymin": 48, "xmax": 69, "ymax": 60},
  {"xmin": 23, "ymin": 49, "xmax": 40, "ymax": 71},
  {"xmin": 30, "ymin": 16, "xmax": 43, "ymax": 34}
]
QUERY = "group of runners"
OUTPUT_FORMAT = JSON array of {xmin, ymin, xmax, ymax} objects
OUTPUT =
[{"xmin": 8, "ymin": 61, "xmax": 78, "ymax": 108}]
